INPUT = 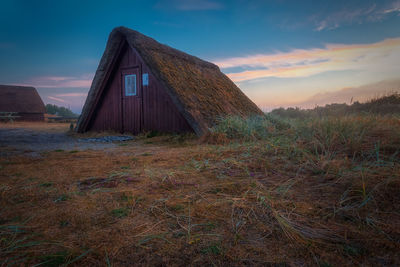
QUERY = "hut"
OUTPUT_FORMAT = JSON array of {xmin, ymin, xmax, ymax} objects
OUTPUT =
[
  {"xmin": 0, "ymin": 85, "xmax": 45, "ymax": 121},
  {"xmin": 77, "ymin": 27, "xmax": 262, "ymax": 136}
]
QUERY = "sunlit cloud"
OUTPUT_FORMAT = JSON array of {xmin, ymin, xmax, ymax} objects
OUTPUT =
[
  {"xmin": 11, "ymin": 74, "xmax": 93, "ymax": 113},
  {"xmin": 47, "ymin": 96, "xmax": 67, "ymax": 103},
  {"xmin": 16, "ymin": 74, "xmax": 94, "ymax": 88},
  {"xmin": 214, "ymin": 38, "xmax": 400, "ymax": 82},
  {"xmin": 41, "ymin": 76, "xmax": 71, "ymax": 82},
  {"xmin": 55, "ymin": 93, "xmax": 88, "ymax": 97},
  {"xmin": 45, "ymin": 92, "xmax": 88, "ymax": 113},
  {"xmin": 241, "ymin": 77, "xmax": 400, "ymax": 111}
]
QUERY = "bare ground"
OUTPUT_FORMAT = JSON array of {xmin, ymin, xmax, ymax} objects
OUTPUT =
[{"xmin": 0, "ymin": 123, "xmax": 136, "ymax": 157}]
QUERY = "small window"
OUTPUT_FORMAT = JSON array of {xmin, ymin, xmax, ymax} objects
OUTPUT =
[
  {"xmin": 125, "ymin": 74, "xmax": 136, "ymax": 96},
  {"xmin": 142, "ymin": 73, "xmax": 149, "ymax": 86}
]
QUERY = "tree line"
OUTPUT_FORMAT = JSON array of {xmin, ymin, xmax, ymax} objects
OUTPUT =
[{"xmin": 45, "ymin": 104, "xmax": 79, "ymax": 118}]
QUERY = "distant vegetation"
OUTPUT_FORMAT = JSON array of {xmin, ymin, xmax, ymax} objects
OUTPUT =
[
  {"xmin": 270, "ymin": 93, "xmax": 400, "ymax": 119},
  {"xmin": 208, "ymin": 94, "xmax": 400, "ymax": 143},
  {"xmin": 45, "ymin": 104, "xmax": 79, "ymax": 118}
]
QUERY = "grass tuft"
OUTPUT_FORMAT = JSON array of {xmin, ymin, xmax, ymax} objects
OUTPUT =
[{"xmin": 111, "ymin": 207, "xmax": 130, "ymax": 218}]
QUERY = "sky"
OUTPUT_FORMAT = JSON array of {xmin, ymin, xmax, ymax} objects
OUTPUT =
[{"xmin": 1, "ymin": 0, "xmax": 400, "ymax": 113}]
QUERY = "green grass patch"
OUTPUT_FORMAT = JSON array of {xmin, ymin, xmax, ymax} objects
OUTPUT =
[
  {"xmin": 201, "ymin": 243, "xmax": 222, "ymax": 255},
  {"xmin": 59, "ymin": 220, "xmax": 69, "ymax": 227},
  {"xmin": 120, "ymin": 193, "xmax": 133, "ymax": 202},
  {"xmin": 37, "ymin": 250, "xmax": 70, "ymax": 266},
  {"xmin": 118, "ymin": 143, "xmax": 128, "ymax": 147},
  {"xmin": 39, "ymin": 182, "xmax": 53, "ymax": 187},
  {"xmin": 137, "ymin": 233, "xmax": 171, "ymax": 245},
  {"xmin": 169, "ymin": 204, "xmax": 185, "ymax": 212},
  {"xmin": 111, "ymin": 207, "xmax": 130, "ymax": 218},
  {"xmin": 145, "ymin": 130, "xmax": 160, "ymax": 138},
  {"xmin": 54, "ymin": 194, "xmax": 69, "ymax": 203}
]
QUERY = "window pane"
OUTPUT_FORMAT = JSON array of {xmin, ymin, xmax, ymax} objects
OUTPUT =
[
  {"xmin": 125, "ymin": 74, "xmax": 136, "ymax": 96},
  {"xmin": 142, "ymin": 73, "xmax": 149, "ymax": 86}
]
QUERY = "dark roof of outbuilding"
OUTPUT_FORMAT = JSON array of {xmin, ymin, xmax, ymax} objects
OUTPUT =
[
  {"xmin": 77, "ymin": 26, "xmax": 262, "ymax": 135},
  {"xmin": 0, "ymin": 85, "xmax": 45, "ymax": 113}
]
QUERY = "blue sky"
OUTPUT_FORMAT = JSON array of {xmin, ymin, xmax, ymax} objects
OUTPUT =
[{"xmin": 1, "ymin": 0, "xmax": 400, "ymax": 112}]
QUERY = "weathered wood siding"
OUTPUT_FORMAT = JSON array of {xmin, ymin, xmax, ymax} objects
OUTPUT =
[
  {"xmin": 89, "ymin": 54, "xmax": 123, "ymax": 132},
  {"xmin": 121, "ymin": 67, "xmax": 142, "ymax": 133},
  {"xmin": 88, "ymin": 42, "xmax": 193, "ymax": 134},
  {"xmin": 16, "ymin": 113, "xmax": 44, "ymax": 121}
]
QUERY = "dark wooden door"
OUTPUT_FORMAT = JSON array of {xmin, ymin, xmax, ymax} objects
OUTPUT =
[{"xmin": 121, "ymin": 67, "xmax": 142, "ymax": 133}]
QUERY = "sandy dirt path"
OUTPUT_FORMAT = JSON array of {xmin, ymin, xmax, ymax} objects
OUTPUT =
[{"xmin": 0, "ymin": 123, "xmax": 129, "ymax": 157}]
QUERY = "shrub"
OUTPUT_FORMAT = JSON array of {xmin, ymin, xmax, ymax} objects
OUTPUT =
[
  {"xmin": 293, "ymin": 116, "xmax": 400, "ymax": 160},
  {"xmin": 209, "ymin": 115, "xmax": 281, "ymax": 141}
]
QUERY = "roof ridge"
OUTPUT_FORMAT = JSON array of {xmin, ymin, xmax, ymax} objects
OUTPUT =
[{"xmin": 113, "ymin": 26, "xmax": 219, "ymax": 70}]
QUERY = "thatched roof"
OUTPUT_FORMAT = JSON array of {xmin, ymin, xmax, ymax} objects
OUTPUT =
[
  {"xmin": 77, "ymin": 27, "xmax": 262, "ymax": 135},
  {"xmin": 0, "ymin": 85, "xmax": 45, "ymax": 113}
]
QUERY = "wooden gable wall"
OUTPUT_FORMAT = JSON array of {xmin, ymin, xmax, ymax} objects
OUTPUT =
[{"xmin": 88, "ymin": 42, "xmax": 193, "ymax": 134}]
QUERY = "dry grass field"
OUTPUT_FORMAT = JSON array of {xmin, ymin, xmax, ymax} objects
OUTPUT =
[
  {"xmin": 1, "ymin": 109, "xmax": 400, "ymax": 265},
  {"xmin": 0, "ymin": 122, "xmax": 71, "ymax": 132}
]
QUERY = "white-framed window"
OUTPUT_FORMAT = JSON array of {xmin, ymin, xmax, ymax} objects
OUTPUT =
[{"xmin": 125, "ymin": 74, "xmax": 136, "ymax": 96}]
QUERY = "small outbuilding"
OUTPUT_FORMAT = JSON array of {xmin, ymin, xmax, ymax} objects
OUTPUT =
[
  {"xmin": 0, "ymin": 85, "xmax": 45, "ymax": 121},
  {"xmin": 77, "ymin": 27, "xmax": 262, "ymax": 136}
]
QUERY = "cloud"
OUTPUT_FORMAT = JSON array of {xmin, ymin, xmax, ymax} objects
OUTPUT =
[
  {"xmin": 44, "ymin": 92, "xmax": 89, "ymax": 113},
  {"xmin": 246, "ymin": 78, "xmax": 400, "ymax": 111},
  {"xmin": 297, "ymin": 79, "xmax": 400, "ymax": 108},
  {"xmin": 47, "ymin": 96, "xmax": 67, "ymax": 103},
  {"xmin": 156, "ymin": 0, "xmax": 223, "ymax": 11},
  {"xmin": 54, "ymin": 93, "xmax": 87, "ymax": 97},
  {"xmin": 214, "ymin": 38, "xmax": 400, "ymax": 82},
  {"xmin": 383, "ymin": 0, "xmax": 400, "ymax": 14},
  {"xmin": 16, "ymin": 74, "xmax": 94, "ymax": 88},
  {"xmin": 312, "ymin": 1, "xmax": 400, "ymax": 31},
  {"xmin": 312, "ymin": 4, "xmax": 378, "ymax": 31},
  {"xmin": 21, "ymin": 76, "xmax": 92, "ymax": 113}
]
